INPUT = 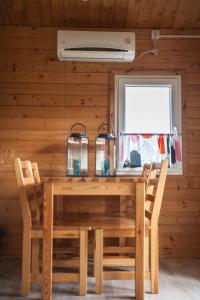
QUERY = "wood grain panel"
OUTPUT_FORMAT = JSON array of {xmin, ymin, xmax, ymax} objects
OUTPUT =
[
  {"xmin": 0, "ymin": 118, "xmax": 105, "ymax": 130},
  {"xmin": 0, "ymin": 94, "xmax": 108, "ymax": 107},
  {"xmin": 50, "ymin": 0, "xmax": 65, "ymax": 27},
  {"xmin": 0, "ymin": 1, "xmax": 200, "ymax": 29},
  {"xmin": 89, "ymin": 0, "xmax": 102, "ymax": 28},
  {"xmin": 0, "ymin": 106, "xmax": 108, "ymax": 119},
  {"xmin": 0, "ymin": 26, "xmax": 200, "ymax": 257},
  {"xmin": 0, "ymin": 37, "xmax": 56, "ymax": 49}
]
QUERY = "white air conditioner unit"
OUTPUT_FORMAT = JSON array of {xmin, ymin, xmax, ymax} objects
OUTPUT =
[{"xmin": 57, "ymin": 30, "xmax": 135, "ymax": 62}]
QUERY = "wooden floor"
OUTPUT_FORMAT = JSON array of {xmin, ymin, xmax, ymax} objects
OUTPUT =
[{"xmin": 0, "ymin": 258, "xmax": 200, "ymax": 299}]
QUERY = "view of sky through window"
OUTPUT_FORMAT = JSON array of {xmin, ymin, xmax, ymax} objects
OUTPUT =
[{"xmin": 125, "ymin": 85, "xmax": 171, "ymax": 134}]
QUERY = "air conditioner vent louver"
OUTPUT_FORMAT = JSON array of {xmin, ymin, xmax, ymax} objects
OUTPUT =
[
  {"xmin": 57, "ymin": 30, "xmax": 135, "ymax": 62},
  {"xmin": 64, "ymin": 47, "xmax": 128, "ymax": 52}
]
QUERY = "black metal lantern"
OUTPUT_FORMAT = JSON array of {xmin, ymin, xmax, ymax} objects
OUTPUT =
[
  {"xmin": 95, "ymin": 123, "xmax": 116, "ymax": 177},
  {"xmin": 66, "ymin": 123, "xmax": 89, "ymax": 177}
]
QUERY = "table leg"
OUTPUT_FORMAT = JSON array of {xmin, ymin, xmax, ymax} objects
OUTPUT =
[
  {"xmin": 120, "ymin": 195, "xmax": 126, "ymax": 247},
  {"xmin": 42, "ymin": 182, "xmax": 53, "ymax": 300},
  {"xmin": 135, "ymin": 182, "xmax": 145, "ymax": 300}
]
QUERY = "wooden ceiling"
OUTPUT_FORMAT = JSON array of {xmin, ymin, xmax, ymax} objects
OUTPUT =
[{"xmin": 0, "ymin": 0, "xmax": 200, "ymax": 29}]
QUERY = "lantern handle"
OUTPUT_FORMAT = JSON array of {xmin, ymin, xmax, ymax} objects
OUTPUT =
[
  {"xmin": 98, "ymin": 123, "xmax": 114, "ymax": 135},
  {"xmin": 70, "ymin": 123, "xmax": 87, "ymax": 135}
]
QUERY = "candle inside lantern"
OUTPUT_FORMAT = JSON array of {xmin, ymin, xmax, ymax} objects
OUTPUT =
[
  {"xmin": 73, "ymin": 159, "xmax": 81, "ymax": 176},
  {"xmin": 103, "ymin": 159, "xmax": 110, "ymax": 176},
  {"xmin": 95, "ymin": 123, "xmax": 116, "ymax": 177}
]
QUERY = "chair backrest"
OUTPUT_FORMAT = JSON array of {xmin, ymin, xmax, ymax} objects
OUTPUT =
[
  {"xmin": 31, "ymin": 162, "xmax": 41, "ymax": 184},
  {"xmin": 145, "ymin": 159, "xmax": 168, "ymax": 225},
  {"xmin": 142, "ymin": 163, "xmax": 154, "ymax": 193},
  {"xmin": 14, "ymin": 157, "xmax": 41, "ymax": 226},
  {"xmin": 31, "ymin": 161, "xmax": 43, "ymax": 212},
  {"xmin": 142, "ymin": 163, "xmax": 152, "ymax": 177},
  {"xmin": 144, "ymin": 166, "xmax": 157, "ymax": 214},
  {"xmin": 15, "ymin": 158, "xmax": 34, "ymax": 187}
]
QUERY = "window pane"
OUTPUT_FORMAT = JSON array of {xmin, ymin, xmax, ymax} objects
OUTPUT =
[{"xmin": 125, "ymin": 85, "xmax": 171, "ymax": 134}]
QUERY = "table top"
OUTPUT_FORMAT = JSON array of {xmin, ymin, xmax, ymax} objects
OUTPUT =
[{"xmin": 43, "ymin": 176, "xmax": 146, "ymax": 183}]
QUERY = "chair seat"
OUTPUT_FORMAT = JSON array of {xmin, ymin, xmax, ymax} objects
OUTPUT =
[
  {"xmin": 65, "ymin": 212, "xmax": 151, "ymax": 230},
  {"xmin": 31, "ymin": 212, "xmax": 150, "ymax": 236},
  {"xmin": 31, "ymin": 213, "xmax": 91, "ymax": 238},
  {"xmin": 82, "ymin": 213, "xmax": 151, "ymax": 230},
  {"xmin": 31, "ymin": 212, "xmax": 150, "ymax": 235}
]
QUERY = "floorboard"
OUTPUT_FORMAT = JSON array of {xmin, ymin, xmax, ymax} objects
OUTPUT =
[{"xmin": 0, "ymin": 258, "xmax": 200, "ymax": 299}]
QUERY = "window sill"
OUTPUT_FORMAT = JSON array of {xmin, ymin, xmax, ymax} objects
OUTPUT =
[{"xmin": 117, "ymin": 167, "xmax": 182, "ymax": 176}]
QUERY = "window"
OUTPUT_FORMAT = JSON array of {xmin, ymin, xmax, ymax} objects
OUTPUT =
[{"xmin": 115, "ymin": 75, "xmax": 182, "ymax": 175}]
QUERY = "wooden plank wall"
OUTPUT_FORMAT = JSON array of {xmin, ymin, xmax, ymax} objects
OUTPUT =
[{"xmin": 0, "ymin": 26, "xmax": 200, "ymax": 257}]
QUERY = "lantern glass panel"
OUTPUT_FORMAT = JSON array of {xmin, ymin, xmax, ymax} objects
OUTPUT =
[
  {"xmin": 95, "ymin": 137, "xmax": 116, "ymax": 176},
  {"xmin": 67, "ymin": 136, "xmax": 88, "ymax": 176}
]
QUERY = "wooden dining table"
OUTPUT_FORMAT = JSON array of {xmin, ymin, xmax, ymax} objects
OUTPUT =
[{"xmin": 42, "ymin": 177, "xmax": 146, "ymax": 300}]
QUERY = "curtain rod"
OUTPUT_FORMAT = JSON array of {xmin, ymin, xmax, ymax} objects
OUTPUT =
[
  {"xmin": 120, "ymin": 132, "xmax": 182, "ymax": 136},
  {"xmin": 160, "ymin": 34, "xmax": 200, "ymax": 39},
  {"xmin": 152, "ymin": 30, "xmax": 200, "ymax": 40}
]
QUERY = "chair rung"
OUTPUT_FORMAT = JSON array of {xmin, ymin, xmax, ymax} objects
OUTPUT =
[
  {"xmin": 31, "ymin": 231, "xmax": 43, "ymax": 238},
  {"xmin": 31, "ymin": 229, "xmax": 81, "ymax": 239},
  {"xmin": 39, "ymin": 259, "xmax": 80, "ymax": 268},
  {"xmin": 53, "ymin": 259, "xmax": 80, "ymax": 268},
  {"xmin": 53, "ymin": 272, "xmax": 79, "ymax": 282},
  {"xmin": 31, "ymin": 272, "xmax": 79, "ymax": 283},
  {"xmin": 53, "ymin": 229, "xmax": 80, "ymax": 238},
  {"xmin": 103, "ymin": 257, "xmax": 135, "ymax": 267},
  {"xmin": 103, "ymin": 271, "xmax": 151, "ymax": 280},
  {"xmin": 104, "ymin": 229, "xmax": 135, "ymax": 238},
  {"xmin": 104, "ymin": 246, "xmax": 134, "ymax": 254},
  {"xmin": 53, "ymin": 247, "xmax": 80, "ymax": 255},
  {"xmin": 103, "ymin": 271, "xmax": 135, "ymax": 280}
]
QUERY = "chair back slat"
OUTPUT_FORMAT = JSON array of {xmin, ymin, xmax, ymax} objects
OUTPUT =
[
  {"xmin": 23, "ymin": 177, "xmax": 34, "ymax": 185},
  {"xmin": 14, "ymin": 158, "xmax": 32, "ymax": 227},
  {"xmin": 151, "ymin": 159, "xmax": 168, "ymax": 225},
  {"xmin": 144, "ymin": 160, "xmax": 168, "ymax": 224},
  {"xmin": 144, "ymin": 167, "xmax": 157, "ymax": 220},
  {"xmin": 142, "ymin": 163, "xmax": 153, "ymax": 192},
  {"xmin": 15, "ymin": 159, "xmax": 32, "ymax": 187},
  {"xmin": 146, "ymin": 170, "xmax": 157, "ymax": 195},
  {"xmin": 14, "ymin": 157, "xmax": 41, "ymax": 225},
  {"xmin": 145, "ymin": 209, "xmax": 152, "ymax": 220},
  {"xmin": 31, "ymin": 161, "xmax": 43, "ymax": 212},
  {"xmin": 32, "ymin": 162, "xmax": 41, "ymax": 184},
  {"xmin": 145, "ymin": 194, "xmax": 156, "ymax": 203},
  {"xmin": 142, "ymin": 163, "xmax": 152, "ymax": 177}
]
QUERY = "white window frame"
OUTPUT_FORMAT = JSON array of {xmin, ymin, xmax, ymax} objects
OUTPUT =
[{"xmin": 115, "ymin": 75, "xmax": 182, "ymax": 175}]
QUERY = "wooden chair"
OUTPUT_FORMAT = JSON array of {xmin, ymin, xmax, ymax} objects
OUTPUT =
[
  {"xmin": 14, "ymin": 157, "xmax": 90, "ymax": 297},
  {"xmin": 93, "ymin": 159, "xmax": 168, "ymax": 294}
]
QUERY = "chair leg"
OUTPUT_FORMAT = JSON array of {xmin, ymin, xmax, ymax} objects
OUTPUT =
[
  {"xmin": 31, "ymin": 239, "xmax": 40, "ymax": 275},
  {"xmin": 21, "ymin": 228, "xmax": 31, "ymax": 296},
  {"xmin": 94, "ymin": 228, "xmax": 103, "ymax": 294},
  {"xmin": 150, "ymin": 229, "xmax": 159, "ymax": 293},
  {"xmin": 145, "ymin": 235, "xmax": 150, "ymax": 272},
  {"xmin": 79, "ymin": 229, "xmax": 88, "ymax": 296}
]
